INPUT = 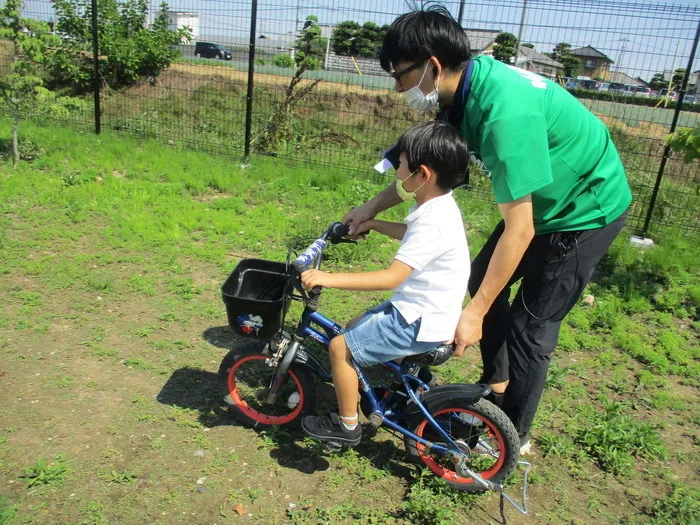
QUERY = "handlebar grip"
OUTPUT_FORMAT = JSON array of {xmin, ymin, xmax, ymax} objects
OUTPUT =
[{"xmin": 292, "ymin": 239, "xmax": 327, "ymax": 270}]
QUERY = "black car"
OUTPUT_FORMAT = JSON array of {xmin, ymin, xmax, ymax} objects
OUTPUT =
[{"xmin": 194, "ymin": 42, "xmax": 232, "ymax": 60}]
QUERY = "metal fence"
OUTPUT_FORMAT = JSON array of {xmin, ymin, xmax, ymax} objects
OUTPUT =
[{"xmin": 5, "ymin": 0, "xmax": 700, "ymax": 235}]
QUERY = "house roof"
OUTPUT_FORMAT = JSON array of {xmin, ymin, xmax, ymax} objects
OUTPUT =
[
  {"xmin": 464, "ymin": 29, "xmax": 501, "ymax": 52},
  {"xmin": 570, "ymin": 45, "xmax": 613, "ymax": 62},
  {"xmin": 516, "ymin": 45, "xmax": 563, "ymax": 69},
  {"xmin": 608, "ymin": 71, "xmax": 643, "ymax": 86}
]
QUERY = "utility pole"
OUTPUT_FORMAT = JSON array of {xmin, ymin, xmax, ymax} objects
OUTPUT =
[
  {"xmin": 515, "ymin": 0, "xmax": 528, "ymax": 67},
  {"xmin": 663, "ymin": 41, "xmax": 680, "ymax": 108},
  {"xmin": 617, "ymin": 37, "xmax": 629, "ymax": 74},
  {"xmin": 458, "ymin": 0, "xmax": 465, "ymax": 25}
]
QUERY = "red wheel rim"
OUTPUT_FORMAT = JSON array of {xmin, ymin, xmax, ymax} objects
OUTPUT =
[
  {"xmin": 415, "ymin": 407, "xmax": 507, "ymax": 484},
  {"xmin": 227, "ymin": 355, "xmax": 304, "ymax": 425}
]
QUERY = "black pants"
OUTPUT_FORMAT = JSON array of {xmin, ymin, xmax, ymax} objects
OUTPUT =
[{"xmin": 469, "ymin": 211, "xmax": 627, "ymax": 440}]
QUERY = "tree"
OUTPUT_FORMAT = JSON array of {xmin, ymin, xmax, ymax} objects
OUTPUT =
[
  {"xmin": 521, "ymin": 43, "xmax": 535, "ymax": 49},
  {"xmin": 330, "ymin": 20, "xmax": 389, "ymax": 58},
  {"xmin": 672, "ymin": 68, "xmax": 686, "ymax": 92},
  {"xmin": 650, "ymin": 72, "xmax": 667, "ymax": 90},
  {"xmin": 492, "ymin": 32, "xmax": 517, "ymax": 63},
  {"xmin": 548, "ymin": 42, "xmax": 580, "ymax": 78},
  {"xmin": 0, "ymin": 0, "xmax": 65, "ymax": 166},
  {"xmin": 46, "ymin": 0, "xmax": 189, "ymax": 92},
  {"xmin": 294, "ymin": 15, "xmax": 327, "ymax": 70}
]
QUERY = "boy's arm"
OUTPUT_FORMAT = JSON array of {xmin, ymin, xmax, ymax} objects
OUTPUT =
[
  {"xmin": 364, "ymin": 219, "xmax": 407, "ymax": 241},
  {"xmin": 301, "ymin": 260, "xmax": 413, "ymax": 292}
]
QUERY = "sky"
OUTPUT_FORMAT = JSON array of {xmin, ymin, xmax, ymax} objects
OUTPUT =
[{"xmin": 19, "ymin": 0, "xmax": 700, "ymax": 81}]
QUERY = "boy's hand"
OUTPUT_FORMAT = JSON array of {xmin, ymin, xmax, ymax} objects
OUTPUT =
[{"xmin": 301, "ymin": 269, "xmax": 331, "ymax": 290}]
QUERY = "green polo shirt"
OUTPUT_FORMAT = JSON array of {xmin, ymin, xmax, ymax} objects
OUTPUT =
[{"xmin": 460, "ymin": 56, "xmax": 631, "ymax": 234}]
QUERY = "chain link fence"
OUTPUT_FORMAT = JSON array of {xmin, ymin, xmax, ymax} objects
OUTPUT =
[{"xmin": 3, "ymin": 0, "xmax": 699, "ymax": 235}]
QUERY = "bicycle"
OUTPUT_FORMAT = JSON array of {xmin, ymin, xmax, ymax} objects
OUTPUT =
[{"xmin": 217, "ymin": 222, "xmax": 529, "ymax": 509}]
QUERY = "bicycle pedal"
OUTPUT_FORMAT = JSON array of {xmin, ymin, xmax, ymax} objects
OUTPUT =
[{"xmin": 361, "ymin": 423, "xmax": 378, "ymax": 438}]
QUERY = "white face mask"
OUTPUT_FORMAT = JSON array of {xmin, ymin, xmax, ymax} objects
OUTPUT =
[{"xmin": 402, "ymin": 63, "xmax": 440, "ymax": 112}]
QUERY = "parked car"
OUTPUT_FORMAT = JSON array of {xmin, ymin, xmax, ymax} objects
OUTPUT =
[
  {"xmin": 659, "ymin": 89, "xmax": 678, "ymax": 101},
  {"xmin": 565, "ymin": 79, "xmax": 578, "ymax": 89},
  {"xmin": 195, "ymin": 42, "xmax": 232, "ymax": 60},
  {"xmin": 608, "ymin": 82, "xmax": 625, "ymax": 93},
  {"xmin": 682, "ymin": 94, "xmax": 698, "ymax": 104},
  {"xmin": 598, "ymin": 82, "xmax": 610, "ymax": 92},
  {"xmin": 634, "ymin": 87, "xmax": 652, "ymax": 97},
  {"xmin": 578, "ymin": 79, "xmax": 600, "ymax": 90}
]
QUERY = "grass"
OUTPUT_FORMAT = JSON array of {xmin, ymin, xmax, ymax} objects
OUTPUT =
[{"xmin": 0, "ymin": 120, "xmax": 698, "ymax": 524}]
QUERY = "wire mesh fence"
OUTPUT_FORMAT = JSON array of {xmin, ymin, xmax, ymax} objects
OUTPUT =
[{"xmin": 3, "ymin": 0, "xmax": 699, "ymax": 235}]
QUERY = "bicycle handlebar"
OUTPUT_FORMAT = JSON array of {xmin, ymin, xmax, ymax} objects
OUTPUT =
[{"xmin": 291, "ymin": 222, "xmax": 351, "ymax": 309}]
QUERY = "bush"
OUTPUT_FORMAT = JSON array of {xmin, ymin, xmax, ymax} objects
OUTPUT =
[
  {"xmin": 46, "ymin": 0, "xmax": 188, "ymax": 93},
  {"xmin": 273, "ymin": 54, "xmax": 295, "ymax": 68}
]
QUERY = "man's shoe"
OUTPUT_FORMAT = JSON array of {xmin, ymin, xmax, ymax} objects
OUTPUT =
[
  {"xmin": 519, "ymin": 434, "xmax": 533, "ymax": 456},
  {"xmin": 301, "ymin": 413, "xmax": 362, "ymax": 447}
]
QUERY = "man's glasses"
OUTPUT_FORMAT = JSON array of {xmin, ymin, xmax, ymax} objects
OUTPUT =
[{"xmin": 390, "ymin": 59, "xmax": 427, "ymax": 81}]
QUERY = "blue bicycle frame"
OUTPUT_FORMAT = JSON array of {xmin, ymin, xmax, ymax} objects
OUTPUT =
[{"xmin": 288, "ymin": 302, "xmax": 463, "ymax": 458}]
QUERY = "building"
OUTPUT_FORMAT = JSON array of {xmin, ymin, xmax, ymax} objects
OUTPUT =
[
  {"xmin": 607, "ymin": 71, "xmax": 644, "ymax": 87},
  {"xmin": 570, "ymin": 45, "xmax": 613, "ymax": 80},
  {"xmin": 464, "ymin": 29, "xmax": 501, "ymax": 57},
  {"xmin": 167, "ymin": 11, "xmax": 199, "ymax": 41},
  {"xmin": 514, "ymin": 45, "xmax": 564, "ymax": 80}
]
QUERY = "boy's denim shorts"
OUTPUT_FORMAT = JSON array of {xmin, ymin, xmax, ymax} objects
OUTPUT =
[{"xmin": 343, "ymin": 301, "xmax": 443, "ymax": 368}]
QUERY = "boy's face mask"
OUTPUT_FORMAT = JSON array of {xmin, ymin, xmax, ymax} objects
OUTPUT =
[
  {"xmin": 402, "ymin": 63, "xmax": 440, "ymax": 112},
  {"xmin": 396, "ymin": 168, "xmax": 426, "ymax": 202}
]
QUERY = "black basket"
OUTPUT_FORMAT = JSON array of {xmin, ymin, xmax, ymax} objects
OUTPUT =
[{"xmin": 222, "ymin": 258, "xmax": 292, "ymax": 338}]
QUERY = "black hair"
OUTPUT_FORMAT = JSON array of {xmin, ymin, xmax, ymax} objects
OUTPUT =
[
  {"xmin": 397, "ymin": 120, "xmax": 469, "ymax": 189},
  {"xmin": 379, "ymin": 3, "xmax": 471, "ymax": 73}
]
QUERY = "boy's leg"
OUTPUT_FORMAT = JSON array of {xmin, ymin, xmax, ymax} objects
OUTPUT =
[
  {"xmin": 301, "ymin": 334, "xmax": 362, "ymax": 446},
  {"xmin": 329, "ymin": 335, "xmax": 359, "ymax": 425}
]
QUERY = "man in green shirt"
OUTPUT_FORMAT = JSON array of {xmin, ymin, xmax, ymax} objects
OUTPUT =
[{"xmin": 344, "ymin": 6, "xmax": 631, "ymax": 453}]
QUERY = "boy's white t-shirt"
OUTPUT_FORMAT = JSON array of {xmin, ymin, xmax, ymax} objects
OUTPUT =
[{"xmin": 391, "ymin": 191, "xmax": 470, "ymax": 342}]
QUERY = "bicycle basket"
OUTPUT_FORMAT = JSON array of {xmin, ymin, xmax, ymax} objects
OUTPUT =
[{"xmin": 222, "ymin": 258, "xmax": 292, "ymax": 338}]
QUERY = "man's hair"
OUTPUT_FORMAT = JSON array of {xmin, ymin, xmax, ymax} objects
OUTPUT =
[
  {"xmin": 380, "ymin": 3, "xmax": 471, "ymax": 73},
  {"xmin": 397, "ymin": 120, "xmax": 469, "ymax": 189}
]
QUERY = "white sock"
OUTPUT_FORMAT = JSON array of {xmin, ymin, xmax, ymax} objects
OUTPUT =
[{"xmin": 339, "ymin": 414, "xmax": 358, "ymax": 431}]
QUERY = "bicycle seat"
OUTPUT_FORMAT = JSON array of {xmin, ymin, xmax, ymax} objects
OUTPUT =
[{"xmin": 405, "ymin": 343, "xmax": 454, "ymax": 367}]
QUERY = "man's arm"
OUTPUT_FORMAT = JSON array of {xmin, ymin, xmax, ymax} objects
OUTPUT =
[
  {"xmin": 301, "ymin": 260, "xmax": 413, "ymax": 292},
  {"xmin": 343, "ymin": 184, "xmax": 402, "ymax": 237},
  {"xmin": 453, "ymin": 195, "xmax": 535, "ymax": 356}
]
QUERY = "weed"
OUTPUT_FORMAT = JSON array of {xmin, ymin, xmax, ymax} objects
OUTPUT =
[
  {"xmin": 98, "ymin": 469, "xmax": 137, "ymax": 484},
  {"xmin": 647, "ymin": 484, "xmax": 699, "ymax": 524},
  {"xmin": 0, "ymin": 497, "xmax": 20, "ymax": 525},
  {"xmin": 572, "ymin": 397, "xmax": 667, "ymax": 476},
  {"xmin": 22, "ymin": 455, "xmax": 70, "ymax": 487}
]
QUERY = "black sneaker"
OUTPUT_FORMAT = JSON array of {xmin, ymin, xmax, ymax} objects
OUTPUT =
[{"xmin": 301, "ymin": 413, "xmax": 362, "ymax": 447}]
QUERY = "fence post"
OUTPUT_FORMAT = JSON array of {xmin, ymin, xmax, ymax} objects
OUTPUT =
[
  {"xmin": 457, "ymin": 0, "xmax": 465, "ymax": 25},
  {"xmin": 90, "ymin": 0, "xmax": 100, "ymax": 134},
  {"xmin": 243, "ymin": 0, "xmax": 258, "ymax": 164},
  {"xmin": 642, "ymin": 19, "xmax": 700, "ymax": 236}
]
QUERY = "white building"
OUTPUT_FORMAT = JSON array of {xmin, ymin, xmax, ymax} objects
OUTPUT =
[{"xmin": 167, "ymin": 11, "xmax": 199, "ymax": 41}]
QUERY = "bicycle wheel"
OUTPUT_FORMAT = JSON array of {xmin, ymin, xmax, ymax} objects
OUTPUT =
[
  {"xmin": 218, "ymin": 340, "xmax": 316, "ymax": 428},
  {"xmin": 405, "ymin": 397, "xmax": 519, "ymax": 493}
]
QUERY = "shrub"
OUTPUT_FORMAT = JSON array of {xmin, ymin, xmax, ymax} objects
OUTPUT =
[{"xmin": 273, "ymin": 54, "xmax": 295, "ymax": 68}]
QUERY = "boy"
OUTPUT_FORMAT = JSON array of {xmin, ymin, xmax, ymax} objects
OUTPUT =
[{"xmin": 300, "ymin": 120, "xmax": 471, "ymax": 447}]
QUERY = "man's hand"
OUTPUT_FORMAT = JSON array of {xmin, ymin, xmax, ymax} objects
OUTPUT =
[
  {"xmin": 342, "ymin": 204, "xmax": 375, "ymax": 238},
  {"xmin": 301, "ymin": 269, "xmax": 331, "ymax": 290},
  {"xmin": 452, "ymin": 304, "xmax": 485, "ymax": 356}
]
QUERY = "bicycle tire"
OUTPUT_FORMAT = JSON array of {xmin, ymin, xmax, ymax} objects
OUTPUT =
[
  {"xmin": 405, "ymin": 396, "xmax": 519, "ymax": 493},
  {"xmin": 218, "ymin": 340, "xmax": 316, "ymax": 429}
]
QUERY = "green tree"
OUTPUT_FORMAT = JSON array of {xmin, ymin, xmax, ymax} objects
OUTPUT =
[
  {"xmin": 0, "ymin": 0, "xmax": 73, "ymax": 166},
  {"xmin": 330, "ymin": 20, "xmax": 388, "ymax": 58},
  {"xmin": 521, "ymin": 42, "xmax": 535, "ymax": 49},
  {"xmin": 46, "ymin": 0, "xmax": 188, "ymax": 92},
  {"xmin": 492, "ymin": 32, "xmax": 517, "ymax": 63},
  {"xmin": 294, "ymin": 15, "xmax": 326, "ymax": 70},
  {"xmin": 672, "ymin": 68, "xmax": 686, "ymax": 91},
  {"xmin": 650, "ymin": 72, "xmax": 667, "ymax": 90},
  {"xmin": 548, "ymin": 42, "xmax": 580, "ymax": 77}
]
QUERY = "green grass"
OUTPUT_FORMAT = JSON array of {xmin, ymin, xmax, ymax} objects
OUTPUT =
[{"xmin": 0, "ymin": 119, "xmax": 698, "ymax": 524}]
